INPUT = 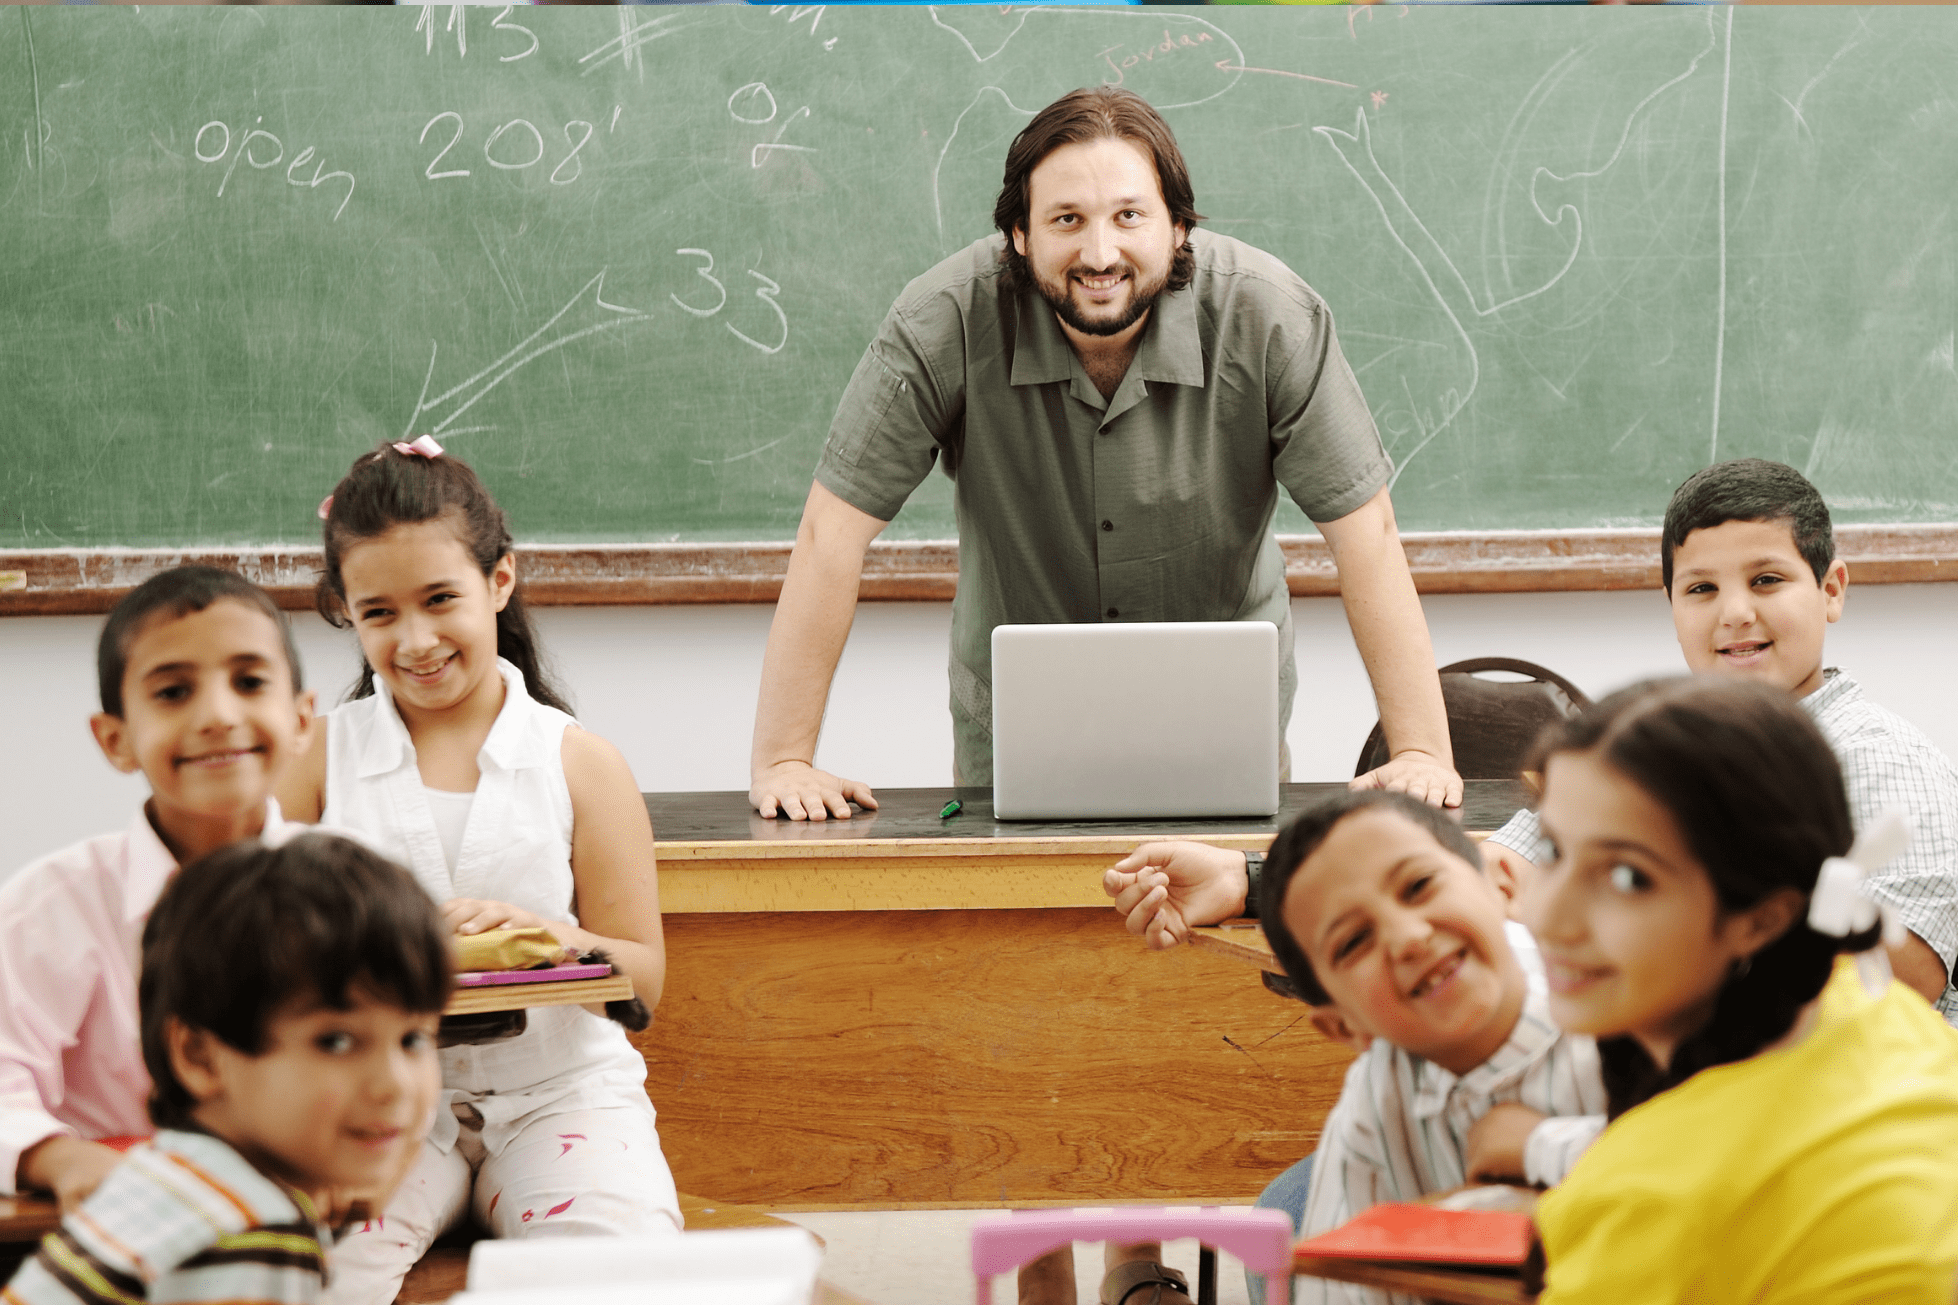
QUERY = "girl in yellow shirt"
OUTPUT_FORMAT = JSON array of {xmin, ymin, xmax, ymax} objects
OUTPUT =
[{"xmin": 1520, "ymin": 676, "xmax": 1958, "ymax": 1304}]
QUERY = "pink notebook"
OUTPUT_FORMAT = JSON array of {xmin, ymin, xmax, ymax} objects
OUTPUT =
[
  {"xmin": 454, "ymin": 962, "xmax": 613, "ymax": 988},
  {"xmin": 1294, "ymin": 1204, "xmax": 1532, "ymax": 1268}
]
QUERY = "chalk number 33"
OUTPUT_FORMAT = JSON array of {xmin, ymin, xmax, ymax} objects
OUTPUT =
[{"xmin": 671, "ymin": 249, "xmax": 788, "ymax": 356}]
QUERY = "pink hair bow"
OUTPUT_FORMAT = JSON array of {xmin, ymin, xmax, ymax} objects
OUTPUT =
[
  {"xmin": 393, "ymin": 435, "xmax": 445, "ymax": 458},
  {"xmin": 317, "ymin": 494, "xmax": 334, "ymax": 521}
]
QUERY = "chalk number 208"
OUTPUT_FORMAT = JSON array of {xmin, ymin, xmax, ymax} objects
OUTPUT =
[{"xmin": 420, "ymin": 111, "xmax": 594, "ymax": 186}]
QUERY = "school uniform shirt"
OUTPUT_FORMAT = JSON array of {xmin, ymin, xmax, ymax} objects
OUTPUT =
[
  {"xmin": 3, "ymin": 1128, "xmax": 328, "ymax": 1305},
  {"xmin": 814, "ymin": 230, "xmax": 1392, "ymax": 783},
  {"xmin": 0, "ymin": 802, "xmax": 297, "ymax": 1195},
  {"xmin": 1296, "ymin": 923, "xmax": 1606, "ymax": 1305},
  {"xmin": 1486, "ymin": 668, "xmax": 1958, "ymax": 1024},
  {"xmin": 1535, "ymin": 957, "xmax": 1958, "ymax": 1304},
  {"xmin": 320, "ymin": 658, "xmax": 652, "ymax": 1157}
]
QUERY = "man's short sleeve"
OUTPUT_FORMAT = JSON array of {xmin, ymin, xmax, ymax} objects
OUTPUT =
[
  {"xmin": 814, "ymin": 296, "xmax": 963, "ymax": 524},
  {"xmin": 1268, "ymin": 301, "xmax": 1392, "ymax": 525}
]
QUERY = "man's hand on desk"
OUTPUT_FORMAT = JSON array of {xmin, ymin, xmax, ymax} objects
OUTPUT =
[
  {"xmin": 1103, "ymin": 842, "xmax": 1251, "ymax": 949},
  {"xmin": 750, "ymin": 760, "xmax": 879, "ymax": 822},
  {"xmin": 1351, "ymin": 749, "xmax": 1464, "ymax": 810}
]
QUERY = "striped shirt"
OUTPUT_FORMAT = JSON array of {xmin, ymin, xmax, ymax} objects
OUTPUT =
[
  {"xmin": 1296, "ymin": 923, "xmax": 1606, "ymax": 1305},
  {"xmin": 2, "ymin": 1131, "xmax": 327, "ymax": 1305},
  {"xmin": 1486, "ymin": 668, "xmax": 1958, "ymax": 1025}
]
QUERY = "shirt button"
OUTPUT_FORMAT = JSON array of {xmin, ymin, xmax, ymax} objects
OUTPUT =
[
  {"xmin": 1100, "ymin": 520, "xmax": 1113, "ymax": 532},
  {"xmin": 1106, "ymin": 607, "xmax": 1119, "ymax": 618}
]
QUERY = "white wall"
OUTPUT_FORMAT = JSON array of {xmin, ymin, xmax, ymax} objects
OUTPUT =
[{"xmin": 5, "ymin": 582, "xmax": 1957, "ymax": 876}]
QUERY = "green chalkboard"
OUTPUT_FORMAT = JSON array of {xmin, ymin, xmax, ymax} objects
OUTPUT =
[{"xmin": 5, "ymin": 5, "xmax": 1957, "ymax": 549}]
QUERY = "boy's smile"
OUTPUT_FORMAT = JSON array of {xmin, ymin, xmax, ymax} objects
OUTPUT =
[
  {"xmin": 1668, "ymin": 518, "xmax": 1846, "ymax": 699},
  {"xmin": 1281, "ymin": 807, "xmax": 1525, "ymax": 1075},
  {"xmin": 175, "ymin": 989, "xmax": 441, "ymax": 1206}
]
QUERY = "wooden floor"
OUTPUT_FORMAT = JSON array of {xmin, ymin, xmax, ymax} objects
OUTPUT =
[{"xmin": 636, "ymin": 906, "xmax": 1353, "ymax": 1209}]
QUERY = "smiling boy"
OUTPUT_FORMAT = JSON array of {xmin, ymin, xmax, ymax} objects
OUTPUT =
[
  {"xmin": 4, "ymin": 832, "xmax": 449, "ymax": 1305},
  {"xmin": 1258, "ymin": 791, "xmax": 1604, "ymax": 1305},
  {"xmin": 0, "ymin": 567, "xmax": 315, "ymax": 1212},
  {"xmin": 1484, "ymin": 460, "xmax": 1958, "ymax": 1022}
]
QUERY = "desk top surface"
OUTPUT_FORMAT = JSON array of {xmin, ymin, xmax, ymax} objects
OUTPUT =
[{"xmin": 645, "ymin": 780, "xmax": 1530, "ymax": 845}]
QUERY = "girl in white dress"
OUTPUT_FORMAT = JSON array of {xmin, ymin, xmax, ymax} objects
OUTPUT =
[{"xmin": 281, "ymin": 438, "xmax": 681, "ymax": 1305}]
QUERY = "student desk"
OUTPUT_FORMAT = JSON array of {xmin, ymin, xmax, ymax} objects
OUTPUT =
[{"xmin": 638, "ymin": 781, "xmax": 1528, "ymax": 1211}]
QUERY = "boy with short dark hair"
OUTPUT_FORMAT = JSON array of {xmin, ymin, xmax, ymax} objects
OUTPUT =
[
  {"xmin": 1485, "ymin": 458, "xmax": 1958, "ymax": 1022},
  {"xmin": 0, "ymin": 567, "xmax": 316, "ymax": 1211},
  {"xmin": 1255, "ymin": 790, "xmax": 1604, "ymax": 1305},
  {"xmin": 3, "ymin": 832, "xmax": 451, "ymax": 1305}
]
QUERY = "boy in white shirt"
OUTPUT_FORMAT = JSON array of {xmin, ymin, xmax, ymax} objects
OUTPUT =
[
  {"xmin": 1251, "ymin": 790, "xmax": 1604, "ymax": 1304},
  {"xmin": 0, "ymin": 566, "xmax": 315, "ymax": 1211}
]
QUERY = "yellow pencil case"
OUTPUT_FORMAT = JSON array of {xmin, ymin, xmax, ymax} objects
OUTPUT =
[{"xmin": 453, "ymin": 927, "xmax": 574, "ymax": 972}]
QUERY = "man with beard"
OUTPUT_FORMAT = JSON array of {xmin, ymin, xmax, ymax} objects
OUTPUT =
[{"xmin": 751, "ymin": 86, "xmax": 1458, "ymax": 836}]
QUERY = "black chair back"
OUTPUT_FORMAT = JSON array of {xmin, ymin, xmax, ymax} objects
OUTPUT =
[{"xmin": 1353, "ymin": 657, "xmax": 1592, "ymax": 781}]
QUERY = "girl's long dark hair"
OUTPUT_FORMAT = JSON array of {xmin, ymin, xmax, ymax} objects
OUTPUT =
[
  {"xmin": 316, "ymin": 443, "xmax": 572, "ymax": 715},
  {"xmin": 1529, "ymin": 677, "xmax": 1877, "ymax": 1119}
]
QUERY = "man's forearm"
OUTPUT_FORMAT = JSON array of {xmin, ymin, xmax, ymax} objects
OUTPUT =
[
  {"xmin": 750, "ymin": 484, "xmax": 886, "ymax": 776},
  {"xmin": 1325, "ymin": 493, "xmax": 1453, "ymax": 765}
]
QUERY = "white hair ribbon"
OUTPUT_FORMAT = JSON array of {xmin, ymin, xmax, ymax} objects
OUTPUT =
[
  {"xmin": 1808, "ymin": 809, "xmax": 1912, "ymax": 947},
  {"xmin": 392, "ymin": 434, "xmax": 444, "ymax": 458}
]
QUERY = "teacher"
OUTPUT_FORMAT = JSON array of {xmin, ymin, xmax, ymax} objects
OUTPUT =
[{"xmin": 750, "ymin": 85, "xmax": 1460, "ymax": 822}]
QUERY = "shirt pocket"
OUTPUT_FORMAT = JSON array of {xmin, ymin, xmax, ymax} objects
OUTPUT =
[{"xmin": 824, "ymin": 347, "xmax": 911, "ymax": 468}]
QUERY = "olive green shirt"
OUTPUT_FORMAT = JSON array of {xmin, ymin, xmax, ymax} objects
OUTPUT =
[{"xmin": 815, "ymin": 230, "xmax": 1391, "ymax": 782}]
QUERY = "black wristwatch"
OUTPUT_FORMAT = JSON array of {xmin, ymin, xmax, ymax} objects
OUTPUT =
[{"xmin": 1242, "ymin": 849, "xmax": 1266, "ymax": 918}]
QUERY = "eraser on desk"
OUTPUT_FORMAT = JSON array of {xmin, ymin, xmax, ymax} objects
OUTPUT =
[{"xmin": 1293, "ymin": 1203, "xmax": 1532, "ymax": 1268}]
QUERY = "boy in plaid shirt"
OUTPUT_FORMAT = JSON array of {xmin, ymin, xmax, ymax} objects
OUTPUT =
[{"xmin": 5, "ymin": 833, "xmax": 449, "ymax": 1305}]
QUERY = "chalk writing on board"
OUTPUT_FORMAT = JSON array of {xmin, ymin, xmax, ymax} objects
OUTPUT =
[
  {"xmin": 491, "ymin": 6, "xmax": 538, "ymax": 64},
  {"xmin": 1313, "ymin": 10, "xmax": 1723, "ymax": 483},
  {"xmin": 419, "ymin": 113, "xmax": 595, "ymax": 186},
  {"xmin": 579, "ymin": 11, "xmax": 686, "ymax": 79},
  {"xmin": 769, "ymin": 6, "xmax": 833, "ymax": 50},
  {"xmin": 405, "ymin": 270, "xmax": 651, "ymax": 441},
  {"xmin": 671, "ymin": 250, "xmax": 793, "ymax": 354},
  {"xmin": 728, "ymin": 83, "xmax": 778, "ymax": 126},
  {"xmin": 414, "ymin": 4, "xmax": 466, "ymax": 60},
  {"xmin": 195, "ymin": 117, "xmax": 355, "ymax": 220},
  {"xmin": 751, "ymin": 105, "xmax": 815, "ymax": 170}
]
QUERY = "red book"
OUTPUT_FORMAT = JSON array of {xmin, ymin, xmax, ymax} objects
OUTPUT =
[{"xmin": 1294, "ymin": 1204, "xmax": 1532, "ymax": 1268}]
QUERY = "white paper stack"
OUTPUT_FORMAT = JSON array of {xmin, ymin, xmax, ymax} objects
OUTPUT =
[{"xmin": 451, "ymin": 1226, "xmax": 824, "ymax": 1305}]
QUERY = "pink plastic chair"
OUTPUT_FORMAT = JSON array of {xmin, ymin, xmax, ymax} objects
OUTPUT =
[{"xmin": 970, "ymin": 1207, "xmax": 1294, "ymax": 1305}]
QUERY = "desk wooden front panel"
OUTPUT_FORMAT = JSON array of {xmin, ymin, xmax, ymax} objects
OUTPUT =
[{"xmin": 636, "ymin": 905, "xmax": 1352, "ymax": 1210}]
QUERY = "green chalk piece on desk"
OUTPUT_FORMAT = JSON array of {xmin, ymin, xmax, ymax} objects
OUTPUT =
[
  {"xmin": 0, "ymin": 572, "xmax": 23, "ymax": 594},
  {"xmin": 939, "ymin": 800, "xmax": 962, "ymax": 820}
]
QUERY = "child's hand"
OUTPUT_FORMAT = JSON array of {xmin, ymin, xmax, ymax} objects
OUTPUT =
[
  {"xmin": 19, "ymin": 1135, "xmax": 125, "ymax": 1213},
  {"xmin": 1103, "ymin": 842, "xmax": 1252, "ymax": 949},
  {"xmin": 1465, "ymin": 1102, "xmax": 1546, "ymax": 1184},
  {"xmin": 442, "ymin": 898, "xmax": 557, "ymax": 940}
]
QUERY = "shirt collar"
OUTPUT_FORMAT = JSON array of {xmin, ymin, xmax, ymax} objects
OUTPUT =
[
  {"xmin": 1007, "ymin": 280, "xmax": 1206, "ymax": 391},
  {"xmin": 355, "ymin": 658, "xmax": 549, "ymax": 779},
  {"xmin": 124, "ymin": 797, "xmax": 287, "ymax": 923},
  {"xmin": 1799, "ymin": 666, "xmax": 1855, "ymax": 721},
  {"xmin": 1408, "ymin": 960, "xmax": 1564, "ymax": 1120}
]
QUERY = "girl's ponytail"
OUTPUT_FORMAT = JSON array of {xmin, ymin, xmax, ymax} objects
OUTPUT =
[
  {"xmin": 1526, "ymin": 677, "xmax": 1878, "ymax": 1119},
  {"xmin": 316, "ymin": 443, "xmax": 574, "ymax": 716}
]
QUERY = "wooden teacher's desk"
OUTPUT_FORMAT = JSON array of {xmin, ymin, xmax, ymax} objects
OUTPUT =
[{"xmin": 638, "ymin": 781, "xmax": 1528, "ymax": 1211}]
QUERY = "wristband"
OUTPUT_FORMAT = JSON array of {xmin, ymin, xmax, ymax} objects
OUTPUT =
[{"xmin": 1243, "ymin": 850, "xmax": 1266, "ymax": 918}]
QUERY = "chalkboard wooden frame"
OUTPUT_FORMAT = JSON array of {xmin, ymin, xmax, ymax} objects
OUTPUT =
[{"xmin": 4, "ymin": 525, "xmax": 1953, "ymax": 617}]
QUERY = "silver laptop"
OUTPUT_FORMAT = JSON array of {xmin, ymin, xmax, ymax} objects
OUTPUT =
[{"xmin": 991, "ymin": 621, "xmax": 1281, "ymax": 820}]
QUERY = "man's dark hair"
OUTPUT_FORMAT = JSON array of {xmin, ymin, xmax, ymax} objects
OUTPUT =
[
  {"xmin": 1660, "ymin": 459, "xmax": 1835, "ymax": 592},
  {"xmin": 1524, "ymin": 676, "xmax": 1868, "ymax": 1119},
  {"xmin": 97, "ymin": 566, "xmax": 303, "ymax": 718},
  {"xmin": 992, "ymin": 86, "xmax": 1205, "ymax": 296},
  {"xmin": 140, "ymin": 832, "xmax": 453, "ymax": 1131},
  {"xmin": 1256, "ymin": 790, "xmax": 1485, "ymax": 1007}
]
